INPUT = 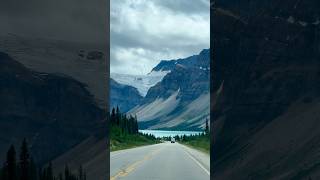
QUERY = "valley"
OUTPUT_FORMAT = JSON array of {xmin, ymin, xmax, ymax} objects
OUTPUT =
[{"xmin": 111, "ymin": 49, "xmax": 210, "ymax": 131}]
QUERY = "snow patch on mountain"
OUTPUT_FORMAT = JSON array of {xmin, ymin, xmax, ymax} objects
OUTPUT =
[{"xmin": 110, "ymin": 70, "xmax": 170, "ymax": 96}]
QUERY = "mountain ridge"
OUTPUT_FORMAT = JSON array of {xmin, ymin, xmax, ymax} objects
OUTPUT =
[
  {"xmin": 212, "ymin": 1, "xmax": 320, "ymax": 179},
  {"xmin": 0, "ymin": 51, "xmax": 105, "ymax": 165},
  {"xmin": 128, "ymin": 48, "xmax": 210, "ymax": 131}
]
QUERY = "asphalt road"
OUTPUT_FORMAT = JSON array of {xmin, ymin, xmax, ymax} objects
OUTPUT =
[{"xmin": 110, "ymin": 142, "xmax": 210, "ymax": 180}]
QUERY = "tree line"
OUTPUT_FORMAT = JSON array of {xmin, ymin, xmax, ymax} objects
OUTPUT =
[
  {"xmin": 110, "ymin": 106, "xmax": 139, "ymax": 134},
  {"xmin": 0, "ymin": 139, "xmax": 86, "ymax": 180},
  {"xmin": 162, "ymin": 118, "xmax": 210, "ymax": 142}
]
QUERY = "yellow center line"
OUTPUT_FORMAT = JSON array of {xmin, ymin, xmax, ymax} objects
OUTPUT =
[{"xmin": 110, "ymin": 147, "xmax": 163, "ymax": 180}]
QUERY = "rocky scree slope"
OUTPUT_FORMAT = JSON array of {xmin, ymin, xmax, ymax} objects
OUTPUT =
[
  {"xmin": 212, "ymin": 1, "xmax": 320, "ymax": 179},
  {"xmin": 130, "ymin": 49, "xmax": 210, "ymax": 130},
  {"xmin": 0, "ymin": 52, "xmax": 105, "ymax": 165}
]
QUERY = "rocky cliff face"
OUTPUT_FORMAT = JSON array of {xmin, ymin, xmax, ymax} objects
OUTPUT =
[
  {"xmin": 130, "ymin": 49, "xmax": 210, "ymax": 130},
  {"xmin": 110, "ymin": 78, "xmax": 143, "ymax": 112},
  {"xmin": 0, "ymin": 34, "xmax": 108, "ymax": 108},
  {"xmin": 0, "ymin": 52, "xmax": 105, "ymax": 165},
  {"xmin": 152, "ymin": 49, "xmax": 210, "ymax": 72},
  {"xmin": 145, "ymin": 49, "xmax": 210, "ymax": 103},
  {"xmin": 212, "ymin": 1, "xmax": 320, "ymax": 179}
]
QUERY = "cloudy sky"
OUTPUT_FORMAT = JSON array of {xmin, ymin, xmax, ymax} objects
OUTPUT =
[
  {"xmin": 111, "ymin": 0, "xmax": 210, "ymax": 75},
  {"xmin": 0, "ymin": 0, "xmax": 108, "ymax": 44}
]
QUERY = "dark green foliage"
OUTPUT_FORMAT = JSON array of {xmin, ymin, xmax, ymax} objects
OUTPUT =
[
  {"xmin": 0, "ymin": 140, "xmax": 87, "ymax": 180},
  {"xmin": 110, "ymin": 107, "xmax": 159, "ymax": 151},
  {"xmin": 2, "ymin": 145, "xmax": 17, "ymax": 180},
  {"xmin": 20, "ymin": 138, "xmax": 30, "ymax": 180},
  {"xmin": 205, "ymin": 118, "xmax": 209, "ymax": 135},
  {"xmin": 179, "ymin": 132, "xmax": 210, "ymax": 153},
  {"xmin": 39, "ymin": 162, "xmax": 53, "ymax": 180},
  {"xmin": 29, "ymin": 159, "xmax": 37, "ymax": 180},
  {"xmin": 110, "ymin": 107, "xmax": 139, "ymax": 135},
  {"xmin": 78, "ymin": 165, "xmax": 85, "ymax": 180}
]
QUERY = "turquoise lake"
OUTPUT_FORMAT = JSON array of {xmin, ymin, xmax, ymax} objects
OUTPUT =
[{"xmin": 139, "ymin": 129, "xmax": 202, "ymax": 138}]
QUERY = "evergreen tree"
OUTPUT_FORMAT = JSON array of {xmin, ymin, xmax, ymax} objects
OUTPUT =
[
  {"xmin": 83, "ymin": 171, "xmax": 87, "ymax": 180},
  {"xmin": 58, "ymin": 173, "xmax": 63, "ymax": 180},
  {"xmin": 174, "ymin": 135, "xmax": 180, "ymax": 141},
  {"xmin": 129, "ymin": 116, "xmax": 134, "ymax": 134},
  {"xmin": 110, "ymin": 107, "xmax": 116, "ymax": 125},
  {"xmin": 19, "ymin": 138, "xmax": 30, "ymax": 180},
  {"xmin": 6, "ymin": 145, "xmax": 17, "ymax": 180},
  {"xmin": 38, "ymin": 167, "xmax": 43, "ymax": 180},
  {"xmin": 205, "ymin": 119, "xmax": 209, "ymax": 135},
  {"xmin": 78, "ymin": 165, "xmax": 83, "ymax": 180},
  {"xmin": 1, "ymin": 162, "xmax": 7, "ymax": 180},
  {"xmin": 64, "ymin": 165, "xmax": 70, "ymax": 180},
  {"xmin": 1, "ymin": 139, "xmax": 84, "ymax": 180},
  {"xmin": 116, "ymin": 106, "xmax": 120, "ymax": 125},
  {"xmin": 29, "ymin": 158, "xmax": 37, "ymax": 180},
  {"xmin": 182, "ymin": 135, "xmax": 186, "ymax": 141},
  {"xmin": 120, "ymin": 114, "xmax": 124, "ymax": 133},
  {"xmin": 134, "ymin": 115, "xmax": 139, "ymax": 133},
  {"xmin": 46, "ymin": 162, "xmax": 53, "ymax": 180},
  {"xmin": 111, "ymin": 107, "xmax": 140, "ymax": 135}
]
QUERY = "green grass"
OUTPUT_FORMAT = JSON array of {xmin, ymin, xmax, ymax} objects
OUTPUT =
[
  {"xmin": 179, "ymin": 134, "xmax": 210, "ymax": 154},
  {"xmin": 110, "ymin": 126, "xmax": 160, "ymax": 151}
]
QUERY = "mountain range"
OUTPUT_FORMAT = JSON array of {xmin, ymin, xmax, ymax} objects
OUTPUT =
[
  {"xmin": 0, "ymin": 34, "xmax": 109, "ymax": 180},
  {"xmin": 0, "ymin": 33, "xmax": 108, "ymax": 108},
  {"xmin": 111, "ymin": 49, "xmax": 210, "ymax": 131},
  {"xmin": 0, "ymin": 51, "xmax": 106, "ymax": 166},
  {"xmin": 212, "ymin": 1, "xmax": 320, "ymax": 179}
]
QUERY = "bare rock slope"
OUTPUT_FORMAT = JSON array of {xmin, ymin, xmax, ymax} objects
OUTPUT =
[{"xmin": 212, "ymin": 1, "xmax": 320, "ymax": 179}]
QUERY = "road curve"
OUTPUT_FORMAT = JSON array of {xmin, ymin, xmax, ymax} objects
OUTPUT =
[{"xmin": 110, "ymin": 142, "xmax": 210, "ymax": 180}]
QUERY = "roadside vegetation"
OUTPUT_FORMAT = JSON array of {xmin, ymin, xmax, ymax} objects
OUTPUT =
[
  {"xmin": 110, "ymin": 107, "xmax": 160, "ymax": 151},
  {"xmin": 173, "ymin": 119, "xmax": 210, "ymax": 154},
  {"xmin": 0, "ymin": 139, "xmax": 86, "ymax": 180},
  {"xmin": 179, "ymin": 132, "xmax": 210, "ymax": 154}
]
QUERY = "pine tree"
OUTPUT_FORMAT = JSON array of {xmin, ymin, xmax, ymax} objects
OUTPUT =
[
  {"xmin": 19, "ymin": 138, "xmax": 30, "ymax": 180},
  {"xmin": 129, "ymin": 116, "xmax": 134, "ymax": 134},
  {"xmin": 134, "ymin": 115, "xmax": 139, "ymax": 134},
  {"xmin": 110, "ymin": 107, "xmax": 116, "ymax": 125},
  {"xmin": 46, "ymin": 162, "xmax": 53, "ymax": 180},
  {"xmin": 83, "ymin": 171, "xmax": 86, "ymax": 180},
  {"xmin": 119, "ymin": 114, "xmax": 124, "ymax": 133},
  {"xmin": 38, "ymin": 167, "xmax": 43, "ymax": 180},
  {"xmin": 78, "ymin": 165, "xmax": 83, "ymax": 180},
  {"xmin": 58, "ymin": 173, "xmax": 63, "ymax": 180},
  {"xmin": 123, "ymin": 115, "xmax": 127, "ymax": 134},
  {"xmin": 116, "ymin": 106, "xmax": 120, "ymax": 125},
  {"xmin": 64, "ymin": 165, "xmax": 70, "ymax": 180},
  {"xmin": 1, "ymin": 162, "xmax": 7, "ymax": 180},
  {"xmin": 29, "ymin": 158, "xmax": 37, "ymax": 180},
  {"xmin": 6, "ymin": 145, "xmax": 17, "ymax": 180},
  {"xmin": 205, "ymin": 119, "xmax": 209, "ymax": 135}
]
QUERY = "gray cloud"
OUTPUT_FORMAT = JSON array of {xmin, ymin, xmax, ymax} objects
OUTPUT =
[
  {"xmin": 111, "ymin": 0, "xmax": 210, "ymax": 75},
  {"xmin": 153, "ymin": 0, "xmax": 210, "ymax": 15},
  {"xmin": 0, "ymin": 0, "xmax": 108, "ymax": 43}
]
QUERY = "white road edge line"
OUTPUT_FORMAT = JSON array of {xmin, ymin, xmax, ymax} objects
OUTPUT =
[
  {"xmin": 183, "ymin": 148, "xmax": 210, "ymax": 176},
  {"xmin": 110, "ymin": 151, "xmax": 125, "ymax": 158},
  {"xmin": 110, "ymin": 143, "xmax": 163, "ymax": 158}
]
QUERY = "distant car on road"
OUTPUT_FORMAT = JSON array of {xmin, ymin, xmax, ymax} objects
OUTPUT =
[{"xmin": 171, "ymin": 137, "xmax": 175, "ymax": 143}]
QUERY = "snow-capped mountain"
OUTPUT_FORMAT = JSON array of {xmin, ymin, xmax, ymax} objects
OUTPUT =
[
  {"xmin": 128, "ymin": 49, "xmax": 210, "ymax": 130},
  {"xmin": 110, "ymin": 70, "xmax": 170, "ymax": 97},
  {"xmin": 151, "ymin": 48, "xmax": 210, "ymax": 72}
]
